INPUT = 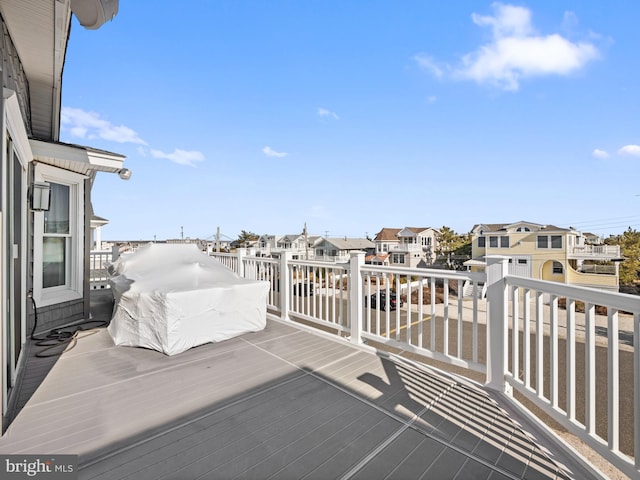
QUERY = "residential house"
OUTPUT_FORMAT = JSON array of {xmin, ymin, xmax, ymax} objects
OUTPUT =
[
  {"xmin": 314, "ymin": 237, "xmax": 375, "ymax": 263},
  {"xmin": 0, "ymin": 0, "xmax": 125, "ymax": 431},
  {"xmin": 374, "ymin": 227, "xmax": 440, "ymax": 268},
  {"xmin": 468, "ymin": 221, "xmax": 622, "ymax": 291},
  {"xmin": 90, "ymin": 214, "xmax": 110, "ymax": 251}
]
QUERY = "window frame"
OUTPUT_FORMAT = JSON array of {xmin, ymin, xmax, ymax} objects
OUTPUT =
[
  {"xmin": 537, "ymin": 234, "xmax": 563, "ymax": 249},
  {"xmin": 33, "ymin": 164, "xmax": 85, "ymax": 307}
]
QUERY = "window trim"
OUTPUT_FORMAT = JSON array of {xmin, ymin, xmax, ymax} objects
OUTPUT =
[
  {"xmin": 33, "ymin": 164, "xmax": 85, "ymax": 307},
  {"xmin": 537, "ymin": 234, "xmax": 563, "ymax": 249}
]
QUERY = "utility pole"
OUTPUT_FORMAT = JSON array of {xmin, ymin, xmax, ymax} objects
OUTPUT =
[
  {"xmin": 216, "ymin": 226, "xmax": 221, "ymax": 252},
  {"xmin": 181, "ymin": 226, "xmax": 184, "ymax": 240},
  {"xmin": 304, "ymin": 222, "xmax": 309, "ymax": 260}
]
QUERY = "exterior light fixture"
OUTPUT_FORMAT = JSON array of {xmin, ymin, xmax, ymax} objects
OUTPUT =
[
  {"xmin": 118, "ymin": 168, "xmax": 132, "ymax": 180},
  {"xmin": 30, "ymin": 182, "xmax": 51, "ymax": 211}
]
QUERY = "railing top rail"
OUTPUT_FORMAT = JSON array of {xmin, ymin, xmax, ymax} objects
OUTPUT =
[
  {"xmin": 362, "ymin": 264, "xmax": 484, "ymax": 282},
  {"xmin": 506, "ymin": 274, "xmax": 640, "ymax": 313},
  {"xmin": 243, "ymin": 256, "xmax": 279, "ymax": 265},
  {"xmin": 287, "ymin": 259, "xmax": 350, "ymax": 269}
]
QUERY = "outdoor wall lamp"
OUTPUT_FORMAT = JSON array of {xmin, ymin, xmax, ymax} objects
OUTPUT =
[
  {"xmin": 30, "ymin": 182, "xmax": 51, "ymax": 211},
  {"xmin": 118, "ymin": 168, "xmax": 132, "ymax": 180}
]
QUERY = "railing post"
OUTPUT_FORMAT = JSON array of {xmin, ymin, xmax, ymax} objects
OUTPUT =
[
  {"xmin": 279, "ymin": 252, "xmax": 291, "ymax": 323},
  {"xmin": 349, "ymin": 251, "xmax": 365, "ymax": 345},
  {"xmin": 237, "ymin": 249, "xmax": 245, "ymax": 277},
  {"xmin": 485, "ymin": 255, "xmax": 510, "ymax": 393}
]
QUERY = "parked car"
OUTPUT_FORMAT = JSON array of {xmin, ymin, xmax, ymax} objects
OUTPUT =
[
  {"xmin": 365, "ymin": 291, "xmax": 403, "ymax": 310},
  {"xmin": 293, "ymin": 282, "xmax": 314, "ymax": 296}
]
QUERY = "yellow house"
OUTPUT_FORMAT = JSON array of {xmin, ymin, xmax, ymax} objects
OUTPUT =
[{"xmin": 467, "ymin": 221, "xmax": 622, "ymax": 291}]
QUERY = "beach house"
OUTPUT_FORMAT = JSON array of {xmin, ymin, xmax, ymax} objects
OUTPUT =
[
  {"xmin": 0, "ymin": 0, "xmax": 126, "ymax": 430},
  {"xmin": 467, "ymin": 221, "xmax": 622, "ymax": 291}
]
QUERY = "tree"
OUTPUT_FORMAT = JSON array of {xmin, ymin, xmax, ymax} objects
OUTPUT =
[
  {"xmin": 436, "ymin": 226, "xmax": 471, "ymax": 269},
  {"xmin": 237, "ymin": 230, "xmax": 259, "ymax": 247},
  {"xmin": 607, "ymin": 228, "xmax": 640, "ymax": 285}
]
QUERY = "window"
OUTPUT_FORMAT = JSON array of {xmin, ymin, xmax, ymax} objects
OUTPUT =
[
  {"xmin": 518, "ymin": 259, "xmax": 527, "ymax": 265},
  {"xmin": 489, "ymin": 236, "xmax": 509, "ymax": 248},
  {"xmin": 478, "ymin": 236, "xmax": 485, "ymax": 248},
  {"xmin": 43, "ymin": 183, "xmax": 70, "ymax": 288},
  {"xmin": 537, "ymin": 235, "xmax": 563, "ymax": 249},
  {"xmin": 34, "ymin": 165, "xmax": 84, "ymax": 306},
  {"xmin": 516, "ymin": 226, "xmax": 531, "ymax": 232},
  {"xmin": 552, "ymin": 261, "xmax": 564, "ymax": 274},
  {"xmin": 392, "ymin": 253, "xmax": 405, "ymax": 264}
]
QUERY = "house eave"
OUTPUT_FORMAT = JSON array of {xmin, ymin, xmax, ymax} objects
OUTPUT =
[{"xmin": 29, "ymin": 138, "xmax": 126, "ymax": 175}]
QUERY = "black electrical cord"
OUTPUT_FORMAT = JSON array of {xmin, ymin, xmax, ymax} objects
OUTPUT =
[{"xmin": 29, "ymin": 290, "xmax": 108, "ymax": 358}]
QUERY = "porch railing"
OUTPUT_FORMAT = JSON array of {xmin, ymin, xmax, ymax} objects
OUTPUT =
[
  {"xmin": 89, "ymin": 250, "xmax": 113, "ymax": 289},
  {"xmin": 211, "ymin": 250, "xmax": 640, "ymax": 479}
]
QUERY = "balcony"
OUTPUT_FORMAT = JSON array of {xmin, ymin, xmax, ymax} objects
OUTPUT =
[
  {"xmin": 10, "ymin": 250, "xmax": 640, "ymax": 479},
  {"xmin": 391, "ymin": 243, "xmax": 429, "ymax": 252},
  {"xmin": 569, "ymin": 245, "xmax": 622, "ymax": 260}
]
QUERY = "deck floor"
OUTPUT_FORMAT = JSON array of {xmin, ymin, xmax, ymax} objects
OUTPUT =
[{"xmin": 0, "ymin": 294, "xmax": 600, "ymax": 480}]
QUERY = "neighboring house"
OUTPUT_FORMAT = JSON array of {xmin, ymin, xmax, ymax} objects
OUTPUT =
[
  {"xmin": 254, "ymin": 233, "xmax": 321, "ymax": 259},
  {"xmin": 374, "ymin": 227, "xmax": 440, "ymax": 268},
  {"xmin": 0, "ymin": 0, "xmax": 124, "ymax": 431},
  {"xmin": 314, "ymin": 237, "xmax": 375, "ymax": 263},
  {"xmin": 91, "ymin": 215, "xmax": 110, "ymax": 251},
  {"xmin": 467, "ymin": 221, "xmax": 622, "ymax": 291},
  {"xmin": 365, "ymin": 253, "xmax": 390, "ymax": 266}
]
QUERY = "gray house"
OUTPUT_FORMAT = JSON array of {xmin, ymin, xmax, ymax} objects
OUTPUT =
[{"xmin": 0, "ymin": 0, "xmax": 126, "ymax": 430}]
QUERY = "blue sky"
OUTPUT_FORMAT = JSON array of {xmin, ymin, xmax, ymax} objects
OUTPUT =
[{"xmin": 60, "ymin": 1, "xmax": 640, "ymax": 242}]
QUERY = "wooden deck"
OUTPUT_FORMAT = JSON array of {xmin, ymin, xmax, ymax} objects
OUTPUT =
[{"xmin": 0, "ymin": 293, "xmax": 602, "ymax": 479}]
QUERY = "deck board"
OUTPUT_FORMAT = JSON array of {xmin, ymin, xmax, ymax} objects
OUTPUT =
[{"xmin": 0, "ymin": 302, "xmax": 602, "ymax": 480}]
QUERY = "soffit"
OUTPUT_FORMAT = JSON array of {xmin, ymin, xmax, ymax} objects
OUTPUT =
[
  {"xmin": 30, "ymin": 138, "xmax": 125, "ymax": 175},
  {"xmin": 0, "ymin": 0, "xmax": 70, "ymax": 140}
]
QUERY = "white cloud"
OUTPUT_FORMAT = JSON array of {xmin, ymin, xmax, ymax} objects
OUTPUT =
[
  {"xmin": 61, "ymin": 107, "xmax": 147, "ymax": 145},
  {"xmin": 262, "ymin": 146, "xmax": 288, "ymax": 158},
  {"xmin": 413, "ymin": 54, "xmax": 444, "ymax": 78},
  {"xmin": 592, "ymin": 148, "xmax": 609, "ymax": 159},
  {"xmin": 318, "ymin": 107, "xmax": 340, "ymax": 120},
  {"xmin": 416, "ymin": 3, "xmax": 600, "ymax": 91},
  {"xmin": 618, "ymin": 145, "xmax": 640, "ymax": 157},
  {"xmin": 149, "ymin": 148, "xmax": 205, "ymax": 167},
  {"xmin": 426, "ymin": 95, "xmax": 438, "ymax": 104}
]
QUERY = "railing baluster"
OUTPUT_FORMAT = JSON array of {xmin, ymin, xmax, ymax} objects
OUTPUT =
[
  {"xmin": 430, "ymin": 277, "xmax": 436, "ymax": 351},
  {"xmin": 550, "ymin": 294, "xmax": 559, "ymax": 409},
  {"xmin": 472, "ymin": 280, "xmax": 478, "ymax": 364},
  {"xmin": 566, "ymin": 298, "xmax": 576, "ymax": 422},
  {"xmin": 536, "ymin": 291, "xmax": 544, "ymax": 400},
  {"xmin": 443, "ymin": 280, "xmax": 449, "ymax": 356},
  {"xmin": 585, "ymin": 302, "xmax": 596, "ymax": 436},
  {"xmin": 457, "ymin": 279, "xmax": 463, "ymax": 359},
  {"xmin": 512, "ymin": 286, "xmax": 519, "ymax": 381},
  {"xmin": 395, "ymin": 274, "xmax": 401, "ymax": 341},
  {"xmin": 418, "ymin": 278, "xmax": 424, "ymax": 349},
  {"xmin": 608, "ymin": 308, "xmax": 620, "ymax": 453},
  {"xmin": 634, "ymin": 312, "xmax": 640, "ymax": 471},
  {"xmin": 523, "ymin": 288, "xmax": 530, "ymax": 389}
]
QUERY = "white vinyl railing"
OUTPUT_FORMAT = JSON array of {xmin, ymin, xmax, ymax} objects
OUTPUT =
[
  {"xmin": 89, "ymin": 250, "xmax": 113, "ymax": 289},
  {"xmin": 210, "ymin": 250, "xmax": 640, "ymax": 478}
]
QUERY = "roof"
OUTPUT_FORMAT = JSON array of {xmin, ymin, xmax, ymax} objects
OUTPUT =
[
  {"xmin": 30, "ymin": 139, "xmax": 126, "ymax": 176},
  {"xmin": 375, "ymin": 228, "xmax": 401, "ymax": 241},
  {"xmin": 471, "ymin": 222, "xmax": 571, "ymax": 234},
  {"xmin": 0, "ymin": 1, "xmax": 118, "ymax": 141},
  {"xmin": 321, "ymin": 237, "xmax": 375, "ymax": 250}
]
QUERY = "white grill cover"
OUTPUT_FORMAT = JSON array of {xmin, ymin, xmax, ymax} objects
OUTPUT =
[{"xmin": 107, "ymin": 243, "xmax": 269, "ymax": 355}]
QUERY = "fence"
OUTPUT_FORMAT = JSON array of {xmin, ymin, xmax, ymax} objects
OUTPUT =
[{"xmin": 211, "ymin": 250, "xmax": 640, "ymax": 478}]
